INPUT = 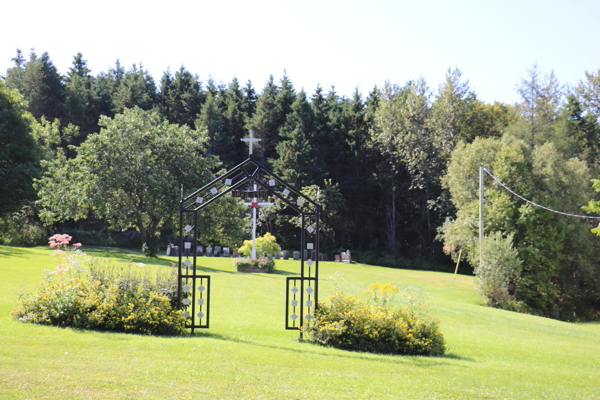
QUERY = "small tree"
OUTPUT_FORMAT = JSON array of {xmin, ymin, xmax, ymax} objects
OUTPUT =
[{"xmin": 36, "ymin": 107, "xmax": 223, "ymax": 257}]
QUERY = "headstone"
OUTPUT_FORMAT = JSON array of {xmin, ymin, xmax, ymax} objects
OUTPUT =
[
  {"xmin": 342, "ymin": 251, "xmax": 351, "ymax": 263},
  {"xmin": 275, "ymin": 251, "xmax": 280, "ymax": 259},
  {"xmin": 335, "ymin": 254, "xmax": 341, "ymax": 262},
  {"xmin": 215, "ymin": 246, "xmax": 221, "ymax": 257},
  {"xmin": 304, "ymin": 250, "xmax": 308, "ymax": 260},
  {"xmin": 293, "ymin": 251, "xmax": 300, "ymax": 260},
  {"xmin": 283, "ymin": 250, "xmax": 289, "ymax": 260},
  {"xmin": 223, "ymin": 247, "xmax": 230, "ymax": 257},
  {"xmin": 196, "ymin": 246, "xmax": 204, "ymax": 256},
  {"xmin": 267, "ymin": 254, "xmax": 273, "ymax": 259},
  {"xmin": 166, "ymin": 244, "xmax": 171, "ymax": 256},
  {"xmin": 206, "ymin": 246, "xmax": 213, "ymax": 256},
  {"xmin": 321, "ymin": 253, "xmax": 328, "ymax": 261},
  {"xmin": 311, "ymin": 249, "xmax": 317, "ymax": 260},
  {"xmin": 233, "ymin": 251, "xmax": 241, "ymax": 258}
]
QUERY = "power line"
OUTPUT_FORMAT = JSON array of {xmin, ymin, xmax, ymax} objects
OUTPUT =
[{"xmin": 483, "ymin": 168, "xmax": 600, "ymax": 220}]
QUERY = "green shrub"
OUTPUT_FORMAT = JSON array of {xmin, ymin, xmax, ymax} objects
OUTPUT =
[
  {"xmin": 474, "ymin": 232, "xmax": 525, "ymax": 312},
  {"xmin": 0, "ymin": 206, "xmax": 47, "ymax": 246},
  {"xmin": 304, "ymin": 287, "xmax": 445, "ymax": 356},
  {"xmin": 234, "ymin": 256, "xmax": 275, "ymax": 272},
  {"xmin": 238, "ymin": 232, "xmax": 281, "ymax": 257},
  {"xmin": 12, "ymin": 237, "xmax": 185, "ymax": 335}
]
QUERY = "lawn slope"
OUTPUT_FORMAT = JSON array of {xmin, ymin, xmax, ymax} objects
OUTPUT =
[{"xmin": 0, "ymin": 245, "xmax": 598, "ymax": 399}]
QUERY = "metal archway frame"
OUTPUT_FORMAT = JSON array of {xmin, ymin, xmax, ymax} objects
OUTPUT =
[{"xmin": 177, "ymin": 157, "xmax": 321, "ymax": 334}]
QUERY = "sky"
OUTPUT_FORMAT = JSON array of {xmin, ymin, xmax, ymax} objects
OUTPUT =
[{"xmin": 1, "ymin": 0, "xmax": 599, "ymax": 105}]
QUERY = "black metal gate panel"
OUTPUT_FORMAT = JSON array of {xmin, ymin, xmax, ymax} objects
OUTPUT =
[
  {"xmin": 180, "ymin": 271, "xmax": 210, "ymax": 331},
  {"xmin": 285, "ymin": 277, "xmax": 316, "ymax": 330}
]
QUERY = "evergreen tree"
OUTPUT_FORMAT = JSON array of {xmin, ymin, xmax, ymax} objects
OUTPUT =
[
  {"xmin": 246, "ymin": 75, "xmax": 280, "ymax": 162},
  {"xmin": 198, "ymin": 92, "xmax": 230, "ymax": 164},
  {"xmin": 516, "ymin": 63, "xmax": 563, "ymax": 147},
  {"xmin": 15, "ymin": 50, "xmax": 67, "ymax": 122},
  {"xmin": 243, "ymin": 79, "xmax": 257, "ymax": 120},
  {"xmin": 89, "ymin": 72, "xmax": 116, "ymax": 124},
  {"xmin": 272, "ymin": 90, "xmax": 318, "ymax": 188},
  {"xmin": 4, "ymin": 49, "xmax": 26, "ymax": 94},
  {"xmin": 113, "ymin": 63, "xmax": 158, "ymax": 113},
  {"xmin": 574, "ymin": 69, "xmax": 600, "ymax": 121},
  {"xmin": 64, "ymin": 52, "xmax": 94, "ymax": 140},
  {"xmin": 275, "ymin": 71, "xmax": 296, "ymax": 127},
  {"xmin": 551, "ymin": 95, "xmax": 599, "ymax": 166},
  {"xmin": 224, "ymin": 77, "xmax": 248, "ymax": 165},
  {"xmin": 159, "ymin": 66, "xmax": 205, "ymax": 127}
]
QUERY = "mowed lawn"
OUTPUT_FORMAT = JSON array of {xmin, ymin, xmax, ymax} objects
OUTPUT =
[{"xmin": 0, "ymin": 245, "xmax": 599, "ymax": 399}]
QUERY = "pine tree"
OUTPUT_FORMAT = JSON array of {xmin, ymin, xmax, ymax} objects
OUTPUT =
[
  {"xmin": 17, "ymin": 50, "xmax": 67, "ymax": 122},
  {"xmin": 4, "ymin": 49, "xmax": 26, "ymax": 94},
  {"xmin": 159, "ymin": 66, "xmax": 205, "ymax": 127},
  {"xmin": 198, "ymin": 92, "xmax": 230, "ymax": 164},
  {"xmin": 224, "ymin": 77, "xmax": 248, "ymax": 165},
  {"xmin": 516, "ymin": 63, "xmax": 563, "ymax": 146},
  {"xmin": 113, "ymin": 63, "xmax": 158, "ymax": 113},
  {"xmin": 246, "ymin": 75, "xmax": 280, "ymax": 162},
  {"xmin": 243, "ymin": 80, "xmax": 257, "ymax": 120},
  {"xmin": 64, "ymin": 53, "xmax": 94, "ymax": 140},
  {"xmin": 272, "ymin": 90, "xmax": 318, "ymax": 188}
]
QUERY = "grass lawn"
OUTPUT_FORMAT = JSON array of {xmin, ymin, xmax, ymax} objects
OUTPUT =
[{"xmin": 0, "ymin": 245, "xmax": 599, "ymax": 399}]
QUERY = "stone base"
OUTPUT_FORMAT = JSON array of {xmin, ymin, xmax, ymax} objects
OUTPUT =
[{"xmin": 237, "ymin": 266, "xmax": 272, "ymax": 273}]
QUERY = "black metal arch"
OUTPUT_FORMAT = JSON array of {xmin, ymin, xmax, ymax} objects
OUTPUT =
[{"xmin": 177, "ymin": 156, "xmax": 321, "ymax": 335}]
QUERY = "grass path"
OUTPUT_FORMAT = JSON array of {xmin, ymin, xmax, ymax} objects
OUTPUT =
[{"xmin": 0, "ymin": 245, "xmax": 598, "ymax": 399}]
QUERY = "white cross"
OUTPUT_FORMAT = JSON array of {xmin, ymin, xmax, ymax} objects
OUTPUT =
[
  {"xmin": 241, "ymin": 130, "xmax": 261, "ymax": 156},
  {"xmin": 243, "ymin": 183, "xmax": 274, "ymax": 259}
]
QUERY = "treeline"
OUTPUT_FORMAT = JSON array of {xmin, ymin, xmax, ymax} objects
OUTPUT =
[{"xmin": 2, "ymin": 49, "xmax": 599, "ymax": 271}]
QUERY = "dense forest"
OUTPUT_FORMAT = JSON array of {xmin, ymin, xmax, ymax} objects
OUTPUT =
[{"xmin": 1, "ymin": 49, "xmax": 599, "ymax": 320}]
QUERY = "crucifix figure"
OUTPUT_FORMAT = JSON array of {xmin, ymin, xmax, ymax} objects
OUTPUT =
[
  {"xmin": 241, "ymin": 130, "xmax": 261, "ymax": 156},
  {"xmin": 244, "ymin": 183, "xmax": 274, "ymax": 259}
]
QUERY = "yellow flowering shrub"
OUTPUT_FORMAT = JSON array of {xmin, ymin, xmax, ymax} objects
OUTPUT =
[
  {"xmin": 238, "ymin": 232, "xmax": 281, "ymax": 257},
  {"xmin": 12, "ymin": 256, "xmax": 186, "ymax": 335},
  {"xmin": 304, "ymin": 290, "xmax": 445, "ymax": 356}
]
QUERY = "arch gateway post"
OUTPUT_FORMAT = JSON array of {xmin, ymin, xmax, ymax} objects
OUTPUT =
[{"xmin": 177, "ymin": 132, "xmax": 321, "ymax": 336}]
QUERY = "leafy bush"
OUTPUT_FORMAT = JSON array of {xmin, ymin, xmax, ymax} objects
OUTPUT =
[
  {"xmin": 474, "ymin": 232, "xmax": 525, "ymax": 312},
  {"xmin": 238, "ymin": 232, "xmax": 281, "ymax": 257},
  {"xmin": 12, "ymin": 235, "xmax": 185, "ymax": 335},
  {"xmin": 0, "ymin": 206, "xmax": 47, "ymax": 246},
  {"xmin": 234, "ymin": 256, "xmax": 275, "ymax": 273},
  {"xmin": 305, "ymin": 285, "xmax": 445, "ymax": 356}
]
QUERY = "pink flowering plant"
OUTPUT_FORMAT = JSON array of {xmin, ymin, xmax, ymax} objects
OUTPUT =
[{"xmin": 48, "ymin": 233, "xmax": 84, "ymax": 274}]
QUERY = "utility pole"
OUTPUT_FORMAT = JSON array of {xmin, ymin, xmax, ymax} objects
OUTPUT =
[{"xmin": 479, "ymin": 166, "xmax": 484, "ymax": 266}]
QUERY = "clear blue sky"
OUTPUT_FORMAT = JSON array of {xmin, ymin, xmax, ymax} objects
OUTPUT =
[{"xmin": 2, "ymin": 0, "xmax": 599, "ymax": 105}]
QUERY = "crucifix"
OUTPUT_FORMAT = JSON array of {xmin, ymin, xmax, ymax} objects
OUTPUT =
[
  {"xmin": 244, "ymin": 183, "xmax": 274, "ymax": 259},
  {"xmin": 241, "ymin": 130, "xmax": 260, "ymax": 156}
]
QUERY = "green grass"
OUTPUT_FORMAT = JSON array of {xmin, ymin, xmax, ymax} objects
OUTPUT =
[{"xmin": 1, "ymin": 245, "xmax": 599, "ymax": 399}]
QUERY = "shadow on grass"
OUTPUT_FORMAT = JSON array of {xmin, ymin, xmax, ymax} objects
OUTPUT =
[
  {"xmin": 186, "ymin": 331, "xmax": 473, "ymax": 367},
  {"xmin": 0, "ymin": 245, "xmax": 42, "ymax": 259}
]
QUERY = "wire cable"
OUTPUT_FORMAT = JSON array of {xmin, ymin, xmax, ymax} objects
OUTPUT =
[{"xmin": 483, "ymin": 168, "xmax": 600, "ymax": 220}]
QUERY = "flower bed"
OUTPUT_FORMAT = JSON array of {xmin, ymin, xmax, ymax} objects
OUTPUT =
[{"xmin": 234, "ymin": 257, "xmax": 275, "ymax": 273}]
